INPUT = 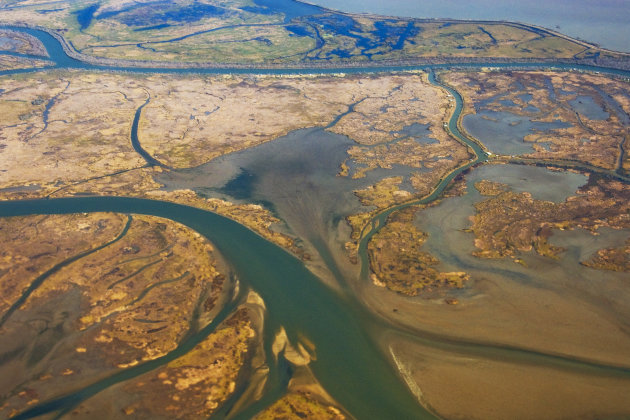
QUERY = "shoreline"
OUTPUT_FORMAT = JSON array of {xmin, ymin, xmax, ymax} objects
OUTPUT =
[
  {"xmin": 2, "ymin": 15, "xmax": 630, "ymax": 72},
  {"xmin": 294, "ymin": 0, "xmax": 630, "ymax": 56}
]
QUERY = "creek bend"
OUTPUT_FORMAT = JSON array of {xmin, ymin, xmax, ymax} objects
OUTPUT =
[
  {"xmin": 2, "ymin": 25, "xmax": 630, "ymax": 78},
  {"xmin": 0, "ymin": 197, "xmax": 433, "ymax": 420},
  {"xmin": 2, "ymin": 21, "xmax": 630, "ymax": 420}
]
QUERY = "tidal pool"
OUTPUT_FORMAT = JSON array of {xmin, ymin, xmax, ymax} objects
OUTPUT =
[
  {"xmin": 569, "ymin": 95, "xmax": 610, "ymax": 120},
  {"xmin": 462, "ymin": 110, "xmax": 571, "ymax": 155},
  {"xmin": 414, "ymin": 164, "xmax": 584, "ymax": 272},
  {"xmin": 550, "ymin": 227, "xmax": 630, "ymax": 262},
  {"xmin": 394, "ymin": 163, "xmax": 630, "ymax": 367},
  {"xmin": 414, "ymin": 164, "xmax": 629, "ymax": 309}
]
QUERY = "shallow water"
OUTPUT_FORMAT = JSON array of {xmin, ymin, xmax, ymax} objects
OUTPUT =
[
  {"xmin": 569, "ymin": 95, "xmax": 610, "ymax": 121},
  {"xmin": 306, "ymin": 0, "xmax": 630, "ymax": 53},
  {"xmin": 473, "ymin": 164, "xmax": 587, "ymax": 203},
  {"xmin": 414, "ymin": 164, "xmax": 629, "ymax": 302},
  {"xmin": 550, "ymin": 227, "xmax": 630, "ymax": 262},
  {"xmin": 1, "ymin": 18, "xmax": 629, "ymax": 419},
  {"xmin": 158, "ymin": 126, "xmax": 434, "ymax": 238},
  {"xmin": 405, "ymin": 164, "xmax": 630, "ymax": 372},
  {"xmin": 157, "ymin": 127, "xmax": 392, "ymax": 283},
  {"xmin": 157, "ymin": 128, "xmax": 362, "ymax": 212},
  {"xmin": 462, "ymin": 110, "xmax": 571, "ymax": 155},
  {"xmin": 0, "ymin": 197, "xmax": 431, "ymax": 420}
]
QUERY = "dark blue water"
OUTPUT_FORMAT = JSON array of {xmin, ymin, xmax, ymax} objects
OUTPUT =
[
  {"xmin": 134, "ymin": 24, "xmax": 171, "ymax": 32},
  {"xmin": 1, "ymin": 26, "xmax": 630, "ymax": 79},
  {"xmin": 80, "ymin": 0, "xmax": 419, "ymax": 59},
  {"xmin": 285, "ymin": 24, "xmax": 311, "ymax": 37},
  {"xmin": 249, "ymin": 0, "xmax": 324, "ymax": 23},
  {"xmin": 66, "ymin": 0, "xmax": 412, "ymax": 60},
  {"xmin": 116, "ymin": 3, "xmax": 226, "ymax": 27},
  {"xmin": 36, "ymin": 8, "xmax": 64, "ymax": 15},
  {"xmin": 218, "ymin": 168, "xmax": 258, "ymax": 199},
  {"xmin": 372, "ymin": 20, "xmax": 420, "ymax": 50},
  {"xmin": 74, "ymin": 4, "xmax": 99, "ymax": 31},
  {"xmin": 297, "ymin": 14, "xmax": 421, "ymax": 59},
  {"xmin": 90, "ymin": 1, "xmax": 227, "ymax": 26}
]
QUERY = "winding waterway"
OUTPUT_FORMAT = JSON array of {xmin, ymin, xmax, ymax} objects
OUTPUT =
[
  {"xmin": 2, "ymin": 26, "xmax": 630, "ymax": 78},
  {"xmin": 357, "ymin": 70, "xmax": 488, "ymax": 281},
  {"xmin": 1, "ymin": 22, "xmax": 630, "ymax": 419},
  {"xmin": 0, "ymin": 197, "xmax": 433, "ymax": 420}
]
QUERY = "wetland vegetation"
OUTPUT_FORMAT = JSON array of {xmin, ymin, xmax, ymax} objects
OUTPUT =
[
  {"xmin": 447, "ymin": 71, "xmax": 630, "ymax": 172},
  {"xmin": 0, "ymin": 1, "xmax": 629, "ymax": 419},
  {"xmin": 0, "ymin": 212, "xmax": 242, "ymax": 418},
  {"xmin": 1, "ymin": 0, "xmax": 630, "ymax": 68}
]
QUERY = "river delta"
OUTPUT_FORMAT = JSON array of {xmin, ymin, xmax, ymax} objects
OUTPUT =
[
  {"xmin": 0, "ymin": 1, "xmax": 630, "ymax": 419},
  {"xmin": 0, "ymin": 0, "xmax": 621, "ymax": 66}
]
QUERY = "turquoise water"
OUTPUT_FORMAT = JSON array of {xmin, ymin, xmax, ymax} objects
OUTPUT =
[
  {"xmin": 2, "ymin": 26, "xmax": 630, "ymax": 78},
  {"xmin": 0, "ymin": 197, "xmax": 433, "ymax": 420},
  {"xmin": 1, "ymin": 19, "xmax": 630, "ymax": 420}
]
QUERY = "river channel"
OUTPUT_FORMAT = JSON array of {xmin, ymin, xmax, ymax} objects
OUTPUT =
[
  {"xmin": 1, "ymin": 23, "xmax": 630, "ymax": 420},
  {"xmin": 2, "ymin": 26, "xmax": 630, "ymax": 78},
  {"xmin": 0, "ymin": 197, "xmax": 432, "ymax": 419}
]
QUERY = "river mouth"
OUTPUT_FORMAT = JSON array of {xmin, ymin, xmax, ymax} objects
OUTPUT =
[
  {"xmin": 2, "ymin": 22, "xmax": 630, "ymax": 420},
  {"xmin": 157, "ymin": 126, "xmax": 425, "ymax": 286},
  {"xmin": 352, "ymin": 162, "xmax": 630, "ymax": 418},
  {"xmin": 0, "ymin": 197, "xmax": 433, "ymax": 420}
]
